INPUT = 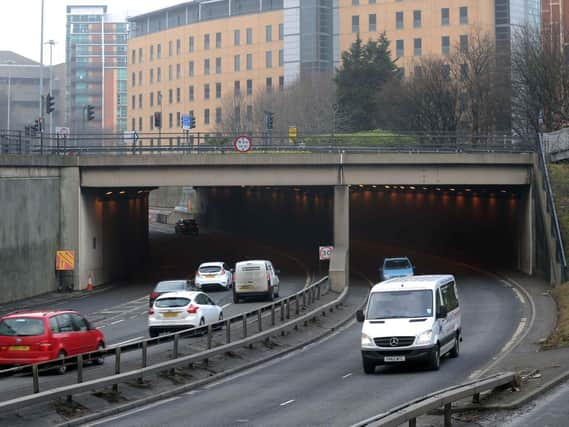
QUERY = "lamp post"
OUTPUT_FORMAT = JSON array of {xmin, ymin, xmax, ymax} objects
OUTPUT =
[{"xmin": 39, "ymin": 0, "xmax": 45, "ymax": 119}]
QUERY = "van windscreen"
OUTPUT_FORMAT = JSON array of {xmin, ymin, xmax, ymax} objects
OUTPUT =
[
  {"xmin": 367, "ymin": 290, "xmax": 433, "ymax": 319},
  {"xmin": 242, "ymin": 266, "xmax": 261, "ymax": 271}
]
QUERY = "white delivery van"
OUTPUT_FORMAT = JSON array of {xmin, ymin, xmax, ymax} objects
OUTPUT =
[
  {"xmin": 233, "ymin": 260, "xmax": 280, "ymax": 303},
  {"xmin": 356, "ymin": 275, "xmax": 461, "ymax": 373}
]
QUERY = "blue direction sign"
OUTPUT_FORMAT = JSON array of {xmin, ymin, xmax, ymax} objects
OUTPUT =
[{"xmin": 182, "ymin": 114, "xmax": 190, "ymax": 130}]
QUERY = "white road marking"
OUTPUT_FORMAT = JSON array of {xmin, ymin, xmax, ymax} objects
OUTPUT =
[
  {"xmin": 221, "ymin": 303, "xmax": 232, "ymax": 309},
  {"xmin": 235, "ymin": 420, "xmax": 249, "ymax": 423},
  {"xmin": 342, "ymin": 373, "xmax": 352, "ymax": 379},
  {"xmin": 110, "ymin": 319, "xmax": 124, "ymax": 325},
  {"xmin": 111, "ymin": 336, "xmax": 144, "ymax": 347},
  {"xmin": 280, "ymin": 399, "xmax": 295, "ymax": 407},
  {"xmin": 83, "ymin": 396, "xmax": 180, "ymax": 426},
  {"xmin": 501, "ymin": 279, "xmax": 512, "ymax": 288},
  {"xmin": 512, "ymin": 287, "xmax": 525, "ymax": 303}
]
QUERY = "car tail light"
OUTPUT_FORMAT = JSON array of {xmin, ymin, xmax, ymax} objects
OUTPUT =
[
  {"xmin": 150, "ymin": 292, "xmax": 159, "ymax": 300},
  {"xmin": 38, "ymin": 342, "xmax": 53, "ymax": 351},
  {"xmin": 187, "ymin": 304, "xmax": 199, "ymax": 314},
  {"xmin": 148, "ymin": 308, "xmax": 154, "ymax": 315}
]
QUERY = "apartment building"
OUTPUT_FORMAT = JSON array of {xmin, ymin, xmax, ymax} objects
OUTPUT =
[
  {"xmin": 542, "ymin": 0, "xmax": 569, "ymax": 51},
  {"xmin": 128, "ymin": 0, "xmax": 540, "ymax": 133},
  {"xmin": 66, "ymin": 5, "xmax": 128, "ymax": 132}
]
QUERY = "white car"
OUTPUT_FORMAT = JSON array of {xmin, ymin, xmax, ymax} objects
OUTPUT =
[
  {"xmin": 148, "ymin": 291, "xmax": 223, "ymax": 338},
  {"xmin": 194, "ymin": 262, "xmax": 233, "ymax": 291}
]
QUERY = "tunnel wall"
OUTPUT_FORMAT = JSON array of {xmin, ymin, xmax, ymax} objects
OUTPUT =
[{"xmin": 0, "ymin": 168, "xmax": 60, "ymax": 303}]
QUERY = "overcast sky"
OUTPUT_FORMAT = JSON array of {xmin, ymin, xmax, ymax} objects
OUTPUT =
[{"xmin": 0, "ymin": 0, "xmax": 185, "ymax": 65}]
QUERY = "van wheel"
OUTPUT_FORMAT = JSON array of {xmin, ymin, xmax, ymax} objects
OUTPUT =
[
  {"xmin": 55, "ymin": 350, "xmax": 67, "ymax": 375},
  {"xmin": 428, "ymin": 346, "xmax": 440, "ymax": 371},
  {"xmin": 362, "ymin": 357, "xmax": 375, "ymax": 374},
  {"xmin": 449, "ymin": 334, "xmax": 460, "ymax": 358}
]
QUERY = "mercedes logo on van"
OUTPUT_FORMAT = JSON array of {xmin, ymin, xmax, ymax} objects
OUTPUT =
[{"xmin": 389, "ymin": 337, "xmax": 399, "ymax": 346}]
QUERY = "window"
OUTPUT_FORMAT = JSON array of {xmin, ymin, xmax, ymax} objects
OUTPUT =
[
  {"xmin": 176, "ymin": 87, "xmax": 181, "ymax": 103},
  {"xmin": 234, "ymin": 29, "xmax": 240, "ymax": 46},
  {"xmin": 56, "ymin": 314, "xmax": 73, "ymax": 333},
  {"xmin": 157, "ymin": 91, "xmax": 162, "ymax": 105},
  {"xmin": 442, "ymin": 36, "xmax": 450, "ymax": 55},
  {"xmin": 234, "ymin": 105, "xmax": 241, "ymax": 123},
  {"xmin": 441, "ymin": 8, "xmax": 449, "ymax": 26},
  {"xmin": 266, "ymin": 77, "xmax": 273, "ymax": 91},
  {"xmin": 246, "ymin": 53, "xmax": 253, "ymax": 70},
  {"xmin": 157, "ymin": 43, "xmax": 161, "ymax": 58},
  {"xmin": 176, "ymin": 64, "xmax": 181, "ymax": 79},
  {"xmin": 414, "ymin": 38, "xmax": 422, "ymax": 56},
  {"xmin": 216, "ymin": 82, "xmax": 222, "ymax": 99},
  {"xmin": 234, "ymin": 80, "xmax": 241, "ymax": 96},
  {"xmin": 279, "ymin": 49, "xmax": 284, "ymax": 66},
  {"xmin": 266, "ymin": 25, "xmax": 272, "ymax": 42},
  {"xmin": 279, "ymin": 76, "xmax": 284, "ymax": 90},
  {"xmin": 413, "ymin": 10, "xmax": 421, "ymax": 28},
  {"xmin": 138, "ymin": 94, "xmax": 142, "ymax": 109},
  {"xmin": 131, "ymin": 118, "xmax": 135, "ymax": 131},
  {"xmin": 204, "ymin": 108, "xmax": 210, "ymax": 125},
  {"xmin": 189, "ymin": 36, "xmax": 194, "ymax": 52},
  {"xmin": 138, "ymin": 47, "xmax": 143, "ymax": 63},
  {"xmin": 168, "ymin": 41, "xmax": 173, "ymax": 56},
  {"xmin": 441, "ymin": 282, "xmax": 459, "ymax": 311},
  {"xmin": 150, "ymin": 115, "xmax": 154, "ymax": 130},
  {"xmin": 150, "ymin": 92, "xmax": 154, "ymax": 107},
  {"xmin": 352, "ymin": 16, "xmax": 359, "ymax": 33},
  {"xmin": 369, "ymin": 14, "xmax": 377, "ymax": 32},
  {"xmin": 216, "ymin": 32, "xmax": 222, "ymax": 48},
  {"xmin": 169, "ymin": 112, "xmax": 173, "ymax": 128},
  {"xmin": 460, "ymin": 35, "xmax": 468, "ymax": 53},
  {"xmin": 204, "ymin": 34, "xmax": 210, "ymax": 50},
  {"xmin": 70, "ymin": 314, "xmax": 88, "ymax": 332},
  {"xmin": 246, "ymin": 79, "xmax": 253, "ymax": 96},
  {"xmin": 215, "ymin": 107, "xmax": 222, "ymax": 123},
  {"xmin": 396, "ymin": 39, "xmax": 404, "ymax": 57},
  {"xmin": 460, "ymin": 63, "xmax": 469, "ymax": 80},
  {"xmin": 177, "ymin": 112, "xmax": 181, "ymax": 127},
  {"xmin": 246, "ymin": 28, "xmax": 253, "ymax": 44},
  {"xmin": 204, "ymin": 58, "xmax": 210, "ymax": 75},
  {"xmin": 138, "ymin": 71, "xmax": 143, "ymax": 86},
  {"xmin": 353, "ymin": 0, "xmax": 359, "ymax": 4},
  {"xmin": 157, "ymin": 67, "xmax": 161, "ymax": 82},
  {"xmin": 176, "ymin": 39, "xmax": 181, "ymax": 55},
  {"xmin": 150, "ymin": 45, "xmax": 154, "ymax": 61},
  {"xmin": 442, "ymin": 64, "xmax": 451, "ymax": 80},
  {"xmin": 204, "ymin": 83, "xmax": 210, "ymax": 100},
  {"xmin": 168, "ymin": 64, "xmax": 173, "ymax": 80},
  {"xmin": 189, "ymin": 61, "xmax": 194, "ymax": 77},
  {"xmin": 139, "ymin": 117, "xmax": 143, "ymax": 131},
  {"xmin": 131, "ymin": 49, "xmax": 135, "ymax": 64},
  {"xmin": 169, "ymin": 89, "xmax": 173, "ymax": 104},
  {"xmin": 396, "ymin": 12, "xmax": 404, "ymax": 29},
  {"xmin": 131, "ymin": 95, "xmax": 135, "ymax": 109},
  {"xmin": 369, "ymin": 0, "xmax": 376, "ymax": 3},
  {"xmin": 234, "ymin": 55, "xmax": 240, "ymax": 72},
  {"xmin": 460, "ymin": 7, "xmax": 468, "ymax": 24},
  {"xmin": 279, "ymin": 23, "xmax": 284, "ymax": 40},
  {"xmin": 189, "ymin": 85, "xmax": 194, "ymax": 101},
  {"xmin": 49, "ymin": 317, "xmax": 59, "ymax": 333},
  {"xmin": 150, "ymin": 69, "xmax": 154, "ymax": 84},
  {"xmin": 266, "ymin": 51, "xmax": 273, "ymax": 68},
  {"xmin": 216, "ymin": 57, "xmax": 222, "ymax": 74},
  {"xmin": 131, "ymin": 72, "xmax": 135, "ymax": 87}
]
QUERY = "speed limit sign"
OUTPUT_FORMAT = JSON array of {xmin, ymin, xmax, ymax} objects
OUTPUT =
[
  {"xmin": 233, "ymin": 135, "xmax": 252, "ymax": 152},
  {"xmin": 319, "ymin": 246, "xmax": 334, "ymax": 261}
]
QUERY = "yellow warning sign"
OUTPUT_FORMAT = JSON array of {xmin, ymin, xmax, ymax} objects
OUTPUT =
[
  {"xmin": 56, "ymin": 251, "xmax": 75, "ymax": 271},
  {"xmin": 288, "ymin": 126, "xmax": 297, "ymax": 144}
]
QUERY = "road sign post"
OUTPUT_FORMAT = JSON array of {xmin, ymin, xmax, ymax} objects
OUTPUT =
[{"xmin": 318, "ymin": 246, "xmax": 334, "ymax": 277}]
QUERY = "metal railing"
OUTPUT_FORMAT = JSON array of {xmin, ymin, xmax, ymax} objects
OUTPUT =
[
  {"xmin": 537, "ymin": 133, "xmax": 568, "ymax": 282},
  {"xmin": 0, "ymin": 130, "xmax": 536, "ymax": 156},
  {"xmin": 352, "ymin": 372, "xmax": 517, "ymax": 427},
  {"xmin": 0, "ymin": 276, "xmax": 345, "ymax": 411}
]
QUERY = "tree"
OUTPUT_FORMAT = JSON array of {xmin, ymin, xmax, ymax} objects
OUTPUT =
[{"xmin": 334, "ymin": 33, "xmax": 399, "ymax": 131}]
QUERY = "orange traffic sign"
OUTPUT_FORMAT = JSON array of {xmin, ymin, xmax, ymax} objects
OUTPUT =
[{"xmin": 56, "ymin": 251, "xmax": 75, "ymax": 271}]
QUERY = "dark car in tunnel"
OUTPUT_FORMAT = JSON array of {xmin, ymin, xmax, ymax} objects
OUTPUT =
[{"xmin": 174, "ymin": 219, "xmax": 199, "ymax": 236}]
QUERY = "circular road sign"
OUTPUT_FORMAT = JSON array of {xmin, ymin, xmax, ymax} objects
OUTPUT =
[{"xmin": 233, "ymin": 135, "xmax": 252, "ymax": 152}]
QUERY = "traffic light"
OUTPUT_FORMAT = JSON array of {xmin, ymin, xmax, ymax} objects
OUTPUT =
[
  {"xmin": 265, "ymin": 112, "xmax": 274, "ymax": 130},
  {"xmin": 33, "ymin": 118, "xmax": 42, "ymax": 132},
  {"xmin": 45, "ymin": 94, "xmax": 55, "ymax": 114},
  {"xmin": 87, "ymin": 104, "xmax": 95, "ymax": 121},
  {"xmin": 189, "ymin": 114, "xmax": 196, "ymax": 129},
  {"xmin": 154, "ymin": 111, "xmax": 162, "ymax": 128}
]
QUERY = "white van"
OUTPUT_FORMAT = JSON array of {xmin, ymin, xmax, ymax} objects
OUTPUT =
[
  {"xmin": 233, "ymin": 260, "xmax": 280, "ymax": 303},
  {"xmin": 356, "ymin": 275, "xmax": 461, "ymax": 373}
]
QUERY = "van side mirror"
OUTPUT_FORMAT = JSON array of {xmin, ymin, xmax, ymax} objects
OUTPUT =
[
  {"xmin": 436, "ymin": 306, "xmax": 448, "ymax": 319},
  {"xmin": 356, "ymin": 310, "xmax": 365, "ymax": 322}
]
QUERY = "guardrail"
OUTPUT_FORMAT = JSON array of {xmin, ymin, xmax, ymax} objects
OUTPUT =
[
  {"xmin": 0, "ymin": 130, "xmax": 536, "ymax": 155},
  {"xmin": 0, "ymin": 276, "xmax": 344, "ymax": 411},
  {"xmin": 537, "ymin": 133, "xmax": 568, "ymax": 282},
  {"xmin": 352, "ymin": 372, "xmax": 517, "ymax": 427}
]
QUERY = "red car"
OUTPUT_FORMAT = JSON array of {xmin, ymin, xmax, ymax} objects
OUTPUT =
[{"xmin": 0, "ymin": 310, "xmax": 105, "ymax": 373}]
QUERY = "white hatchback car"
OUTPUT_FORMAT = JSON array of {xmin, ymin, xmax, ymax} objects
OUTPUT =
[
  {"xmin": 194, "ymin": 262, "xmax": 233, "ymax": 291},
  {"xmin": 148, "ymin": 291, "xmax": 223, "ymax": 338}
]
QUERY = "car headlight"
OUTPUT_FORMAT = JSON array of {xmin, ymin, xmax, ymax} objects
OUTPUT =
[
  {"xmin": 416, "ymin": 330, "xmax": 433, "ymax": 345},
  {"xmin": 361, "ymin": 333, "xmax": 374, "ymax": 346}
]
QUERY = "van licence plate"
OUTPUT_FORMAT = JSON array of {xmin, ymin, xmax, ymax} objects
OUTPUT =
[
  {"xmin": 9, "ymin": 346, "xmax": 30, "ymax": 351},
  {"xmin": 384, "ymin": 356, "xmax": 405, "ymax": 362}
]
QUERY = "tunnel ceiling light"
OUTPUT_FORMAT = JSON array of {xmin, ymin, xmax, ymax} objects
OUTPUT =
[
  {"xmin": 500, "ymin": 189, "xmax": 507, "ymax": 193},
  {"xmin": 399, "ymin": 186, "xmax": 405, "ymax": 189},
  {"xmin": 410, "ymin": 186, "xmax": 416, "ymax": 190},
  {"xmin": 105, "ymin": 191, "xmax": 112, "ymax": 196},
  {"xmin": 384, "ymin": 185, "xmax": 390, "ymax": 189},
  {"xmin": 450, "ymin": 188, "xmax": 455, "ymax": 191},
  {"xmin": 359, "ymin": 184, "xmax": 364, "ymax": 188},
  {"xmin": 422, "ymin": 187, "xmax": 428, "ymax": 190},
  {"xmin": 465, "ymin": 188, "xmax": 471, "ymax": 192},
  {"xmin": 436, "ymin": 187, "xmax": 441, "ymax": 191},
  {"xmin": 137, "ymin": 190, "xmax": 143, "ymax": 194},
  {"xmin": 372, "ymin": 185, "xmax": 377, "ymax": 188},
  {"xmin": 119, "ymin": 191, "xmax": 126, "ymax": 195}
]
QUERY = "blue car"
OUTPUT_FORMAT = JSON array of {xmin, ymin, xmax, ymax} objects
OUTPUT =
[{"xmin": 379, "ymin": 257, "xmax": 414, "ymax": 281}]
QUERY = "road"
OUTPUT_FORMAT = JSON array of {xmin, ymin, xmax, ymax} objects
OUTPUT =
[{"xmin": 87, "ymin": 255, "xmax": 524, "ymax": 427}]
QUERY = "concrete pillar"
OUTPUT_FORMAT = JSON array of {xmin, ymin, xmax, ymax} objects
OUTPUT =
[
  {"xmin": 518, "ymin": 185, "xmax": 535, "ymax": 275},
  {"xmin": 330, "ymin": 185, "xmax": 349, "ymax": 292},
  {"xmin": 60, "ymin": 167, "xmax": 82, "ymax": 290}
]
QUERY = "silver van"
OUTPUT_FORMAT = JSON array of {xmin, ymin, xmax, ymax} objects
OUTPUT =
[{"xmin": 233, "ymin": 260, "xmax": 280, "ymax": 303}]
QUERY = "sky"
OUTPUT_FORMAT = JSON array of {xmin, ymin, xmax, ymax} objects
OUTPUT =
[{"xmin": 0, "ymin": 0, "xmax": 186, "ymax": 65}]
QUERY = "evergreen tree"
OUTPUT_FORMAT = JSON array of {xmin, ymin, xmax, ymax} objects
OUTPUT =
[{"xmin": 334, "ymin": 33, "xmax": 398, "ymax": 131}]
